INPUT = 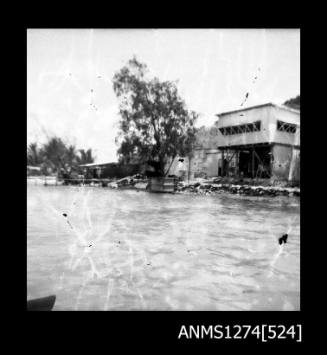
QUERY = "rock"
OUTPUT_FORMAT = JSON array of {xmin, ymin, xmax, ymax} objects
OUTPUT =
[
  {"xmin": 116, "ymin": 177, "xmax": 130, "ymax": 185},
  {"xmin": 133, "ymin": 174, "xmax": 145, "ymax": 180},
  {"xmin": 101, "ymin": 180, "xmax": 109, "ymax": 187}
]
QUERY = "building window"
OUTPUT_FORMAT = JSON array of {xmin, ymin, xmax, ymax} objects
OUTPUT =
[
  {"xmin": 277, "ymin": 120, "xmax": 297, "ymax": 133},
  {"xmin": 219, "ymin": 121, "xmax": 261, "ymax": 136}
]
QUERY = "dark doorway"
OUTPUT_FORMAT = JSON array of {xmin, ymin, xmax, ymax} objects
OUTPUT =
[
  {"xmin": 254, "ymin": 146, "xmax": 271, "ymax": 178},
  {"xmin": 238, "ymin": 146, "xmax": 271, "ymax": 178},
  {"xmin": 239, "ymin": 151, "xmax": 252, "ymax": 177}
]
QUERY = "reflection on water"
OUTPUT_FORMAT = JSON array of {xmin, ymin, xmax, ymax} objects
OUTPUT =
[{"xmin": 27, "ymin": 184, "xmax": 300, "ymax": 311}]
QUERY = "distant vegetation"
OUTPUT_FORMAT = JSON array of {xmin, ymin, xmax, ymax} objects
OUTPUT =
[
  {"xmin": 284, "ymin": 95, "xmax": 300, "ymax": 110},
  {"xmin": 27, "ymin": 136, "xmax": 95, "ymax": 175}
]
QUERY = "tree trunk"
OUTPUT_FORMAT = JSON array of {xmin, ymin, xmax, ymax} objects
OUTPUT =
[
  {"xmin": 188, "ymin": 154, "xmax": 192, "ymax": 182},
  {"xmin": 158, "ymin": 157, "xmax": 166, "ymax": 177}
]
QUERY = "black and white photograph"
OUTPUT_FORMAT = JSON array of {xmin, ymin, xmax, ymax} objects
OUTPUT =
[{"xmin": 27, "ymin": 28, "xmax": 300, "ymax": 312}]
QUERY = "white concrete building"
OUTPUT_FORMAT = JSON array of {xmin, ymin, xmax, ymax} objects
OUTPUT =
[
  {"xmin": 216, "ymin": 103, "xmax": 300, "ymax": 181},
  {"xmin": 166, "ymin": 103, "xmax": 300, "ymax": 182}
]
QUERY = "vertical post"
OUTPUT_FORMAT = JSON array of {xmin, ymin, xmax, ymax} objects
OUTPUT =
[
  {"xmin": 270, "ymin": 144, "xmax": 274, "ymax": 178},
  {"xmin": 251, "ymin": 147, "xmax": 255, "ymax": 179},
  {"xmin": 188, "ymin": 155, "xmax": 191, "ymax": 183},
  {"xmin": 222, "ymin": 149, "xmax": 225, "ymax": 177},
  {"xmin": 236, "ymin": 150, "xmax": 239, "ymax": 178},
  {"xmin": 226, "ymin": 150, "xmax": 230, "ymax": 178}
]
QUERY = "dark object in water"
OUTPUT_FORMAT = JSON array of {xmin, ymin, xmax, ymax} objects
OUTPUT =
[
  {"xmin": 27, "ymin": 295, "xmax": 56, "ymax": 311},
  {"xmin": 145, "ymin": 170, "xmax": 162, "ymax": 178},
  {"xmin": 278, "ymin": 234, "xmax": 288, "ymax": 245},
  {"xmin": 63, "ymin": 213, "xmax": 67, "ymax": 217}
]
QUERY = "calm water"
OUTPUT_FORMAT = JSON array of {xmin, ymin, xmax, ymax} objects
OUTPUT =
[{"xmin": 27, "ymin": 184, "xmax": 300, "ymax": 311}]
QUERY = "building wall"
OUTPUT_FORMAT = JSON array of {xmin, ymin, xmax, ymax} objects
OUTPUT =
[
  {"xmin": 271, "ymin": 144, "xmax": 293, "ymax": 180},
  {"xmin": 288, "ymin": 148, "xmax": 300, "ymax": 182},
  {"xmin": 165, "ymin": 126, "xmax": 221, "ymax": 180},
  {"xmin": 191, "ymin": 149, "xmax": 206, "ymax": 178},
  {"xmin": 217, "ymin": 105, "xmax": 274, "ymax": 146},
  {"xmin": 294, "ymin": 125, "xmax": 300, "ymax": 147},
  {"xmin": 165, "ymin": 156, "xmax": 190, "ymax": 179},
  {"xmin": 217, "ymin": 104, "xmax": 300, "ymax": 148},
  {"xmin": 166, "ymin": 153, "xmax": 208, "ymax": 180},
  {"xmin": 205, "ymin": 151, "xmax": 220, "ymax": 177},
  {"xmin": 270, "ymin": 106, "xmax": 300, "ymax": 146},
  {"xmin": 192, "ymin": 126, "xmax": 221, "ymax": 178},
  {"xmin": 165, "ymin": 149, "xmax": 221, "ymax": 180}
]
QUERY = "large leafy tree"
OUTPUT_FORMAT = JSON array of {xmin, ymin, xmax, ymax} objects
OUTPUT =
[{"xmin": 113, "ymin": 57, "xmax": 198, "ymax": 176}]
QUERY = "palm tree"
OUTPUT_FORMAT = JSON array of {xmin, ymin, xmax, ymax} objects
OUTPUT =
[
  {"xmin": 42, "ymin": 137, "xmax": 68, "ymax": 173},
  {"xmin": 27, "ymin": 143, "xmax": 42, "ymax": 166},
  {"xmin": 29, "ymin": 136, "xmax": 96, "ymax": 175},
  {"xmin": 65, "ymin": 144, "xmax": 78, "ymax": 171},
  {"xmin": 77, "ymin": 148, "xmax": 95, "ymax": 165}
]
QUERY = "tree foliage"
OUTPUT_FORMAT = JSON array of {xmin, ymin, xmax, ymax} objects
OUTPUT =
[
  {"xmin": 76, "ymin": 149, "xmax": 95, "ymax": 165},
  {"xmin": 284, "ymin": 95, "xmax": 300, "ymax": 110},
  {"xmin": 27, "ymin": 143, "xmax": 43, "ymax": 166},
  {"xmin": 41, "ymin": 137, "xmax": 68, "ymax": 172},
  {"xmin": 27, "ymin": 136, "xmax": 95, "ymax": 175},
  {"xmin": 113, "ymin": 57, "xmax": 198, "ymax": 176}
]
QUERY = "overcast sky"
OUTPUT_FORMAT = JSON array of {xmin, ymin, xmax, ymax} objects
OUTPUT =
[{"xmin": 27, "ymin": 28, "xmax": 300, "ymax": 163}]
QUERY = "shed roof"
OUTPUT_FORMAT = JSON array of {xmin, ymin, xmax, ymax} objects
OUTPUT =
[{"xmin": 79, "ymin": 162, "xmax": 117, "ymax": 168}]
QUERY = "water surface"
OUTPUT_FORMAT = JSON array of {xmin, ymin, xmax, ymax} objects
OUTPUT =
[{"xmin": 27, "ymin": 184, "xmax": 300, "ymax": 310}]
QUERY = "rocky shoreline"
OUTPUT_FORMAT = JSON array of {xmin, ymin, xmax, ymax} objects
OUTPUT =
[
  {"xmin": 107, "ymin": 175, "xmax": 300, "ymax": 197},
  {"xmin": 175, "ymin": 181, "xmax": 300, "ymax": 197},
  {"xmin": 31, "ymin": 173, "xmax": 300, "ymax": 197}
]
